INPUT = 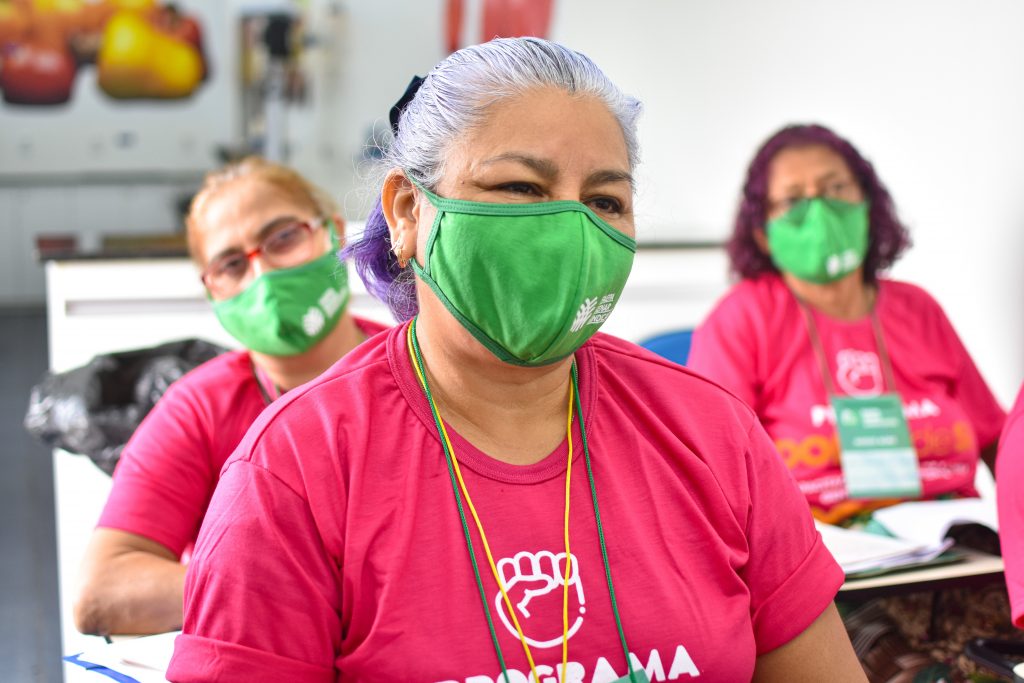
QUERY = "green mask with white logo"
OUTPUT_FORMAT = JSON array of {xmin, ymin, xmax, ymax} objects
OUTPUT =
[
  {"xmin": 212, "ymin": 231, "xmax": 349, "ymax": 357},
  {"xmin": 767, "ymin": 197, "xmax": 870, "ymax": 284},
  {"xmin": 410, "ymin": 182, "xmax": 636, "ymax": 366}
]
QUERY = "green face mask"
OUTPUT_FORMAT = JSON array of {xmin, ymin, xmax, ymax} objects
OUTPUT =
[
  {"xmin": 766, "ymin": 197, "xmax": 870, "ymax": 284},
  {"xmin": 410, "ymin": 183, "xmax": 637, "ymax": 366},
  {"xmin": 212, "ymin": 231, "xmax": 349, "ymax": 357}
]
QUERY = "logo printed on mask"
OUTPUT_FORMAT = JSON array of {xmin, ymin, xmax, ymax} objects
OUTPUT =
[
  {"xmin": 320, "ymin": 286, "xmax": 345, "ymax": 317},
  {"xmin": 302, "ymin": 307, "xmax": 326, "ymax": 336},
  {"xmin": 827, "ymin": 249, "xmax": 862, "ymax": 277},
  {"xmin": 835, "ymin": 349, "xmax": 883, "ymax": 396},
  {"xmin": 570, "ymin": 293, "xmax": 617, "ymax": 333},
  {"xmin": 300, "ymin": 286, "xmax": 347, "ymax": 338},
  {"xmin": 494, "ymin": 550, "xmax": 586, "ymax": 648}
]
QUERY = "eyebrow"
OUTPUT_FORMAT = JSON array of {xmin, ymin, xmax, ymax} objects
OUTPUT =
[
  {"xmin": 208, "ymin": 215, "xmax": 301, "ymax": 264},
  {"xmin": 480, "ymin": 153, "xmax": 634, "ymax": 190}
]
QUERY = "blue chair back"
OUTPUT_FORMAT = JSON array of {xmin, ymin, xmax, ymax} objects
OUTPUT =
[{"xmin": 639, "ymin": 329, "xmax": 694, "ymax": 366}]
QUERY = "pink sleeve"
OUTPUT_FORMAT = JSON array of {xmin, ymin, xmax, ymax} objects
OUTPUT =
[
  {"xmin": 933, "ymin": 298, "xmax": 1006, "ymax": 448},
  {"xmin": 687, "ymin": 293, "xmax": 760, "ymax": 408},
  {"xmin": 998, "ymin": 386, "xmax": 1024, "ymax": 628},
  {"xmin": 98, "ymin": 383, "xmax": 215, "ymax": 557},
  {"xmin": 167, "ymin": 460, "xmax": 340, "ymax": 683},
  {"xmin": 740, "ymin": 419, "xmax": 844, "ymax": 653}
]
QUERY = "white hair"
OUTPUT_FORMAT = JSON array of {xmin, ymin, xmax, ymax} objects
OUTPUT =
[{"xmin": 388, "ymin": 37, "xmax": 642, "ymax": 189}]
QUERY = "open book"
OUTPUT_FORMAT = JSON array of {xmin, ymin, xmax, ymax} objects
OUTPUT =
[
  {"xmin": 815, "ymin": 521, "xmax": 954, "ymax": 576},
  {"xmin": 816, "ymin": 497, "xmax": 998, "ymax": 577}
]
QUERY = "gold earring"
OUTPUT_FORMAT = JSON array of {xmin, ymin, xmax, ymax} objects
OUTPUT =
[{"xmin": 392, "ymin": 235, "xmax": 408, "ymax": 268}]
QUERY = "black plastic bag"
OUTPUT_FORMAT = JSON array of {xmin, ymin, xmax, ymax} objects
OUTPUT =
[{"xmin": 24, "ymin": 338, "xmax": 228, "ymax": 475}]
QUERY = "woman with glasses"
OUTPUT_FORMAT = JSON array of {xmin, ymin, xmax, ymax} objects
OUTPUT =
[
  {"xmin": 73, "ymin": 157, "xmax": 387, "ymax": 637},
  {"xmin": 688, "ymin": 124, "xmax": 1007, "ymax": 680},
  {"xmin": 168, "ymin": 39, "xmax": 864, "ymax": 682}
]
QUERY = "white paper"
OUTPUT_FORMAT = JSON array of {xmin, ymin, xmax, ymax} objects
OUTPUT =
[
  {"xmin": 74, "ymin": 630, "xmax": 180, "ymax": 682},
  {"xmin": 871, "ymin": 498, "xmax": 998, "ymax": 548},
  {"xmin": 815, "ymin": 521, "xmax": 933, "ymax": 573}
]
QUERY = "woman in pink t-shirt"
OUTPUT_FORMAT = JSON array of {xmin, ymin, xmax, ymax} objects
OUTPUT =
[
  {"xmin": 168, "ymin": 40, "xmax": 865, "ymax": 682},
  {"xmin": 74, "ymin": 158, "xmax": 387, "ymax": 637},
  {"xmin": 998, "ymin": 385, "xmax": 1024, "ymax": 627},
  {"xmin": 688, "ymin": 124, "xmax": 1008, "ymax": 681}
]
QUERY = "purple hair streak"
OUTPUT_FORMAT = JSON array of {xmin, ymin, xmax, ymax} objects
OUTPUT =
[{"xmin": 341, "ymin": 197, "xmax": 418, "ymax": 321}]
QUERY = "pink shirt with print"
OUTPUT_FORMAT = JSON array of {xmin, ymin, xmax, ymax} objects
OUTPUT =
[
  {"xmin": 167, "ymin": 323, "xmax": 842, "ymax": 682},
  {"xmin": 689, "ymin": 276, "xmax": 1005, "ymax": 523}
]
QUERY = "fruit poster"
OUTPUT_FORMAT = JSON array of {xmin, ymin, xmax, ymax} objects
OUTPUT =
[{"xmin": 0, "ymin": 0, "xmax": 233, "ymax": 176}]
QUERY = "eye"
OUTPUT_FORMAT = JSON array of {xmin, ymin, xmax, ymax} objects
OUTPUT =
[
  {"xmin": 212, "ymin": 253, "xmax": 249, "ymax": 280},
  {"xmin": 262, "ymin": 222, "xmax": 307, "ymax": 255},
  {"xmin": 496, "ymin": 181, "xmax": 540, "ymax": 196},
  {"xmin": 774, "ymin": 196, "xmax": 800, "ymax": 212},
  {"xmin": 826, "ymin": 181, "xmax": 851, "ymax": 197},
  {"xmin": 588, "ymin": 195, "xmax": 624, "ymax": 215}
]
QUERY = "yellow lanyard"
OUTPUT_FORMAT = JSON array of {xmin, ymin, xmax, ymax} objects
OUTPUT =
[{"xmin": 406, "ymin": 322, "xmax": 573, "ymax": 683}]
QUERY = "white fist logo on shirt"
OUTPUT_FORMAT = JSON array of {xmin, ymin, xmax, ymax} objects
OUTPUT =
[
  {"xmin": 494, "ymin": 550, "xmax": 586, "ymax": 648},
  {"xmin": 835, "ymin": 349, "xmax": 883, "ymax": 396}
]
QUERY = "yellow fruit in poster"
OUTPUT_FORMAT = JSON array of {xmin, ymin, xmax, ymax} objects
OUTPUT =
[{"xmin": 97, "ymin": 10, "xmax": 201, "ymax": 99}]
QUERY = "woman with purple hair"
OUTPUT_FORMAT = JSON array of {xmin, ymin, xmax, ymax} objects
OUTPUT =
[
  {"xmin": 169, "ymin": 41, "xmax": 865, "ymax": 682},
  {"xmin": 688, "ymin": 124, "xmax": 1009, "ymax": 680}
]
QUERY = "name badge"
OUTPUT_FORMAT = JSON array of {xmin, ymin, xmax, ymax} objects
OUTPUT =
[{"xmin": 832, "ymin": 393, "xmax": 922, "ymax": 499}]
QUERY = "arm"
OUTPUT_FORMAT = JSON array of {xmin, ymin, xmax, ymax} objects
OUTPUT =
[
  {"xmin": 753, "ymin": 604, "xmax": 865, "ymax": 682},
  {"xmin": 78, "ymin": 375, "xmax": 222, "ymax": 635},
  {"xmin": 74, "ymin": 528, "xmax": 185, "ymax": 636}
]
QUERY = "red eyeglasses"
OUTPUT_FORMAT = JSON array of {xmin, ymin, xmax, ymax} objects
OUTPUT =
[{"xmin": 200, "ymin": 218, "xmax": 326, "ymax": 299}]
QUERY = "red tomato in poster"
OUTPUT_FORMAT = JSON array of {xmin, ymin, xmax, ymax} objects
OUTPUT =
[{"xmin": 0, "ymin": 39, "xmax": 76, "ymax": 104}]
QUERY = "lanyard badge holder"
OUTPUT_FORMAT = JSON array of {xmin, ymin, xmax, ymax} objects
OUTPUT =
[{"xmin": 800, "ymin": 302, "xmax": 922, "ymax": 500}]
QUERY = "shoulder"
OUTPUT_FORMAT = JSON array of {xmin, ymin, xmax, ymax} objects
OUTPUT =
[
  {"xmin": 878, "ymin": 278, "xmax": 942, "ymax": 308},
  {"xmin": 158, "ymin": 349, "xmax": 254, "ymax": 406},
  {"xmin": 230, "ymin": 329, "xmax": 393, "ymax": 469},
  {"xmin": 704, "ymin": 275, "xmax": 789, "ymax": 324},
  {"xmin": 587, "ymin": 333, "xmax": 758, "ymax": 435},
  {"xmin": 877, "ymin": 279, "xmax": 951, "ymax": 327}
]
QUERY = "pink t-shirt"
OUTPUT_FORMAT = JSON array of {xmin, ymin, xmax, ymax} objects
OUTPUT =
[
  {"xmin": 689, "ymin": 276, "xmax": 1005, "ymax": 523},
  {"xmin": 98, "ymin": 316, "xmax": 388, "ymax": 557},
  {"xmin": 167, "ymin": 322, "xmax": 842, "ymax": 683},
  {"xmin": 997, "ymin": 385, "xmax": 1024, "ymax": 627}
]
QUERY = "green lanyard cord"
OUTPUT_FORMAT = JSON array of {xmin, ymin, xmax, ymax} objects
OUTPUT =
[
  {"xmin": 409, "ymin": 318, "xmax": 512, "ymax": 682},
  {"xmin": 409, "ymin": 317, "xmax": 636, "ymax": 682},
  {"xmin": 572, "ymin": 362, "xmax": 637, "ymax": 681}
]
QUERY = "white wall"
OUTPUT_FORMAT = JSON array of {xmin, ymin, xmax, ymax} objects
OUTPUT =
[{"xmin": 554, "ymin": 0, "xmax": 1024, "ymax": 406}]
